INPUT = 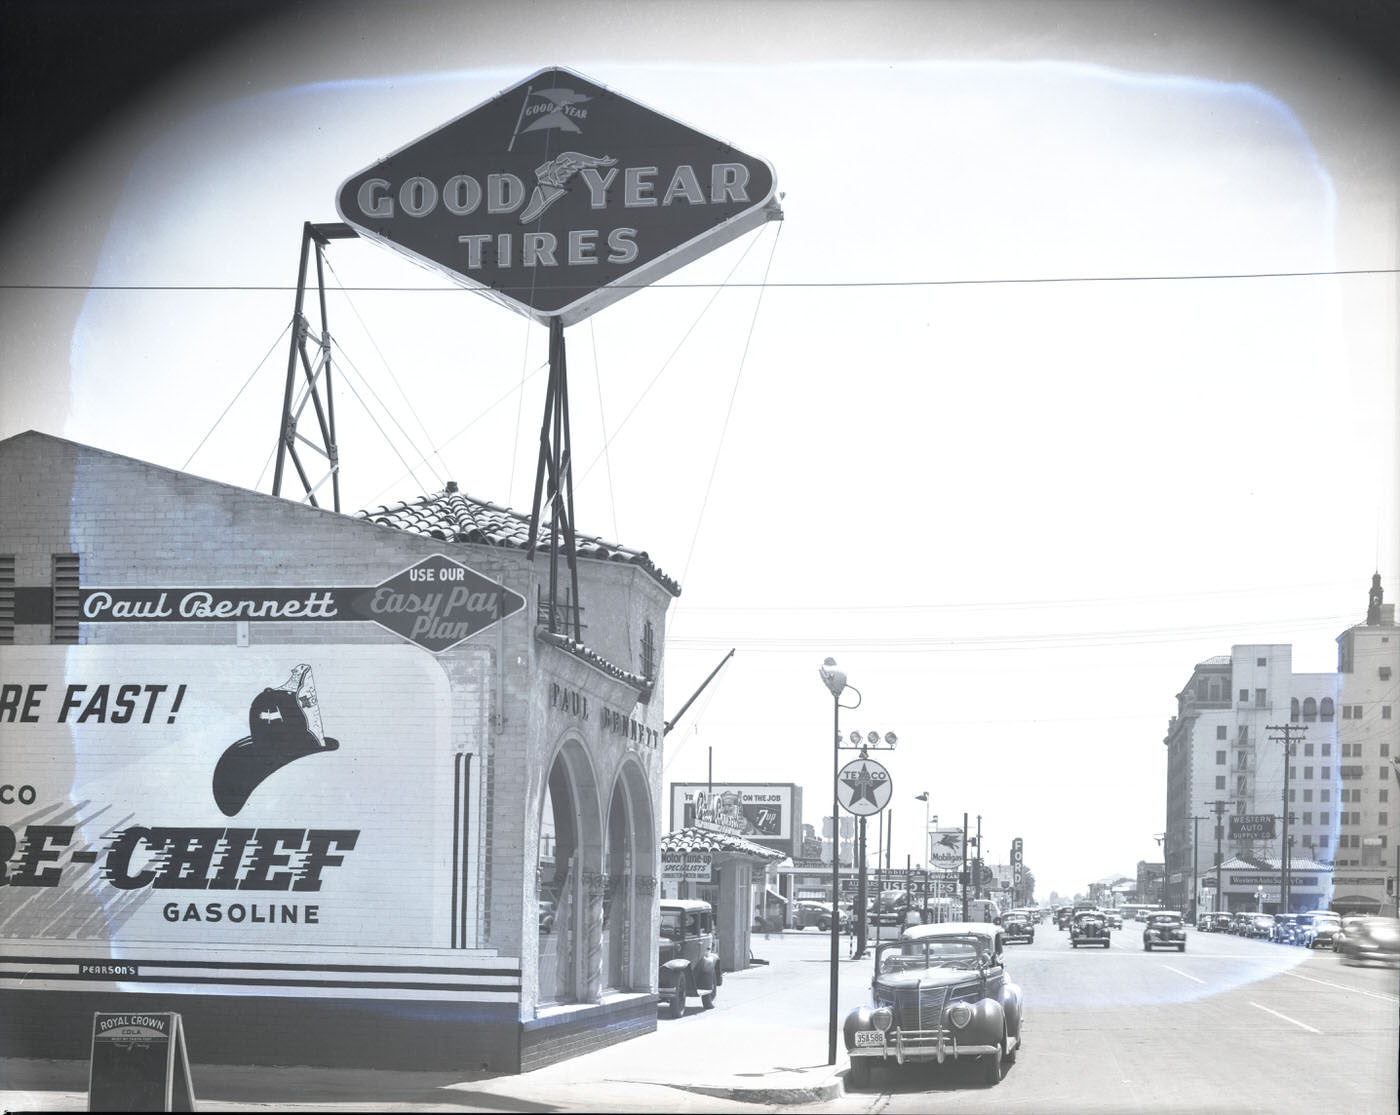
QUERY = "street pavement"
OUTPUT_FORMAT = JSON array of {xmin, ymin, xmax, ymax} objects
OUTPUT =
[{"xmin": 1, "ymin": 928, "xmax": 875, "ymax": 1112}]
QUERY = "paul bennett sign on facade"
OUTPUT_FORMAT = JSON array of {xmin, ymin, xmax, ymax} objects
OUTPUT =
[
  {"xmin": 73, "ymin": 555, "xmax": 524, "ymax": 654},
  {"xmin": 336, "ymin": 66, "xmax": 779, "ymax": 325}
]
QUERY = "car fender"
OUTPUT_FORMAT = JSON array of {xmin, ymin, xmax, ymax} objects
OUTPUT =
[
  {"xmin": 964, "ymin": 995, "xmax": 1005, "ymax": 1043},
  {"xmin": 842, "ymin": 1005, "xmax": 877, "ymax": 1050},
  {"xmin": 659, "ymin": 958, "xmax": 691, "ymax": 990},
  {"xmin": 1000, "ymin": 981, "xmax": 1023, "ymax": 1034},
  {"xmin": 696, "ymin": 951, "xmax": 720, "ymax": 992}
]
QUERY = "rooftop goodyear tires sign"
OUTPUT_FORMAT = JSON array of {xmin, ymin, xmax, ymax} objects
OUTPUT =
[{"xmin": 336, "ymin": 66, "xmax": 780, "ymax": 325}]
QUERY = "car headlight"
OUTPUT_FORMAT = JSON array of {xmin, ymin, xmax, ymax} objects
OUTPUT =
[
  {"xmin": 870, "ymin": 1007, "xmax": 893, "ymax": 1032},
  {"xmin": 946, "ymin": 1002, "xmax": 974, "ymax": 1029}
]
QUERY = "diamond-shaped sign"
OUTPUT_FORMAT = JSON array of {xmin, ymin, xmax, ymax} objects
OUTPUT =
[
  {"xmin": 336, "ymin": 66, "xmax": 779, "ymax": 325},
  {"xmin": 348, "ymin": 555, "xmax": 525, "ymax": 653}
]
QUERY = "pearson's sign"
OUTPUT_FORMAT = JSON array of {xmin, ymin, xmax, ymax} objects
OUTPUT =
[{"xmin": 336, "ymin": 66, "xmax": 780, "ymax": 325}]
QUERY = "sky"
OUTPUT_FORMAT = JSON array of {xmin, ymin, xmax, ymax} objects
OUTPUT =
[{"xmin": 1, "ymin": 0, "xmax": 1398, "ymax": 901}]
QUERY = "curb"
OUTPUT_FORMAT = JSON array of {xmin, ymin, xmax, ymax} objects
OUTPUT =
[{"xmin": 667, "ymin": 1073, "xmax": 846, "ymax": 1105}]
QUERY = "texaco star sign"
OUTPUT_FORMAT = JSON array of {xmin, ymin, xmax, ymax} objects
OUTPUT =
[{"xmin": 836, "ymin": 757, "xmax": 893, "ymax": 816}]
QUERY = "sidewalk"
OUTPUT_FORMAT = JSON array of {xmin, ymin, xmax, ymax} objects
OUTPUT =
[{"xmin": 2, "ymin": 930, "xmax": 874, "ymax": 1112}]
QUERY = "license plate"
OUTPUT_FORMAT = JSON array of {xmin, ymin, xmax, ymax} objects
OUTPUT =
[{"xmin": 854, "ymin": 1030, "xmax": 886, "ymax": 1047}]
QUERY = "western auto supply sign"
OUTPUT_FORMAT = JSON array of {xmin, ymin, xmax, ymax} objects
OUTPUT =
[
  {"xmin": 1228, "ymin": 814, "xmax": 1277, "ymax": 840},
  {"xmin": 336, "ymin": 66, "xmax": 779, "ymax": 325},
  {"xmin": 0, "ymin": 646, "xmax": 459, "ymax": 955}
]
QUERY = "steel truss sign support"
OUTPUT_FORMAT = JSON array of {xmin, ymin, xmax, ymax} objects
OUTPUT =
[
  {"xmin": 528, "ymin": 317, "xmax": 583, "ymax": 642},
  {"xmin": 273, "ymin": 221, "xmax": 359, "ymax": 512}
]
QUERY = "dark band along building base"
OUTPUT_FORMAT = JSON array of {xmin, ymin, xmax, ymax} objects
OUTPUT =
[{"xmin": 0, "ymin": 430, "xmax": 678, "ymax": 1073}]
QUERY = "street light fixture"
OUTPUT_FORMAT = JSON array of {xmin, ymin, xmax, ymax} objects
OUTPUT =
[{"xmin": 819, "ymin": 657, "xmax": 860, "ymax": 1068}]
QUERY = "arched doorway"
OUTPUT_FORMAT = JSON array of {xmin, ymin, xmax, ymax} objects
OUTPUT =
[{"xmin": 536, "ymin": 741, "xmax": 602, "ymax": 1006}]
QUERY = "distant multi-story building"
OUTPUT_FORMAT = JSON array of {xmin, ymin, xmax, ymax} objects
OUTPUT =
[
  {"xmin": 1162, "ymin": 576, "xmax": 1399, "ymax": 917},
  {"xmin": 1330, "ymin": 574, "xmax": 1399, "ymax": 913}
]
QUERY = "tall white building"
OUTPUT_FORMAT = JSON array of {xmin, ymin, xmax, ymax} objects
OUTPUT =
[
  {"xmin": 1331, "ymin": 574, "xmax": 1399, "ymax": 913},
  {"xmin": 1163, "ymin": 576, "xmax": 1399, "ymax": 917}
]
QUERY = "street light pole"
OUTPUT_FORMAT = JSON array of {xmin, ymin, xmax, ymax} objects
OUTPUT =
[
  {"xmin": 915, "ymin": 792, "xmax": 930, "ymax": 921},
  {"xmin": 820, "ymin": 658, "xmax": 846, "ymax": 1068}
]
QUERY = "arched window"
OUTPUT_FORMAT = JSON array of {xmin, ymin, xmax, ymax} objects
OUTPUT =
[
  {"xmin": 1290, "ymin": 698, "xmax": 1300, "ymax": 723},
  {"xmin": 601, "ymin": 781, "xmax": 633, "ymax": 992},
  {"xmin": 1303, "ymin": 697, "xmax": 1317, "ymax": 722},
  {"xmin": 1319, "ymin": 698, "xmax": 1334, "ymax": 722}
]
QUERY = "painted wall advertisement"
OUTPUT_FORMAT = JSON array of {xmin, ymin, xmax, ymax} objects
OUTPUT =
[
  {"xmin": 669, "ymin": 782, "xmax": 799, "ymax": 858},
  {"xmin": 0, "ymin": 645, "xmax": 460, "ymax": 958}
]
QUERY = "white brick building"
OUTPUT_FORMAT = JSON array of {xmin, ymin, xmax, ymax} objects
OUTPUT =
[
  {"xmin": 0, "ymin": 430, "xmax": 678, "ymax": 1072},
  {"xmin": 1162, "ymin": 578, "xmax": 1400, "ymax": 917}
]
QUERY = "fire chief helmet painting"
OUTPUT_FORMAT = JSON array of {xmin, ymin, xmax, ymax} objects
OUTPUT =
[
  {"xmin": 212, "ymin": 665, "xmax": 340, "ymax": 817},
  {"xmin": 1, "ymin": 645, "xmax": 458, "ymax": 951}
]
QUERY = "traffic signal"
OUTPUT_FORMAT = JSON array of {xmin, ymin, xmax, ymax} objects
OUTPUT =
[{"xmin": 1388, "ymin": 877, "xmax": 1395, "ymax": 896}]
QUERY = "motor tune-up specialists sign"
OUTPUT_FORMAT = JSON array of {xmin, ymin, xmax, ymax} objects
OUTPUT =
[
  {"xmin": 75, "ymin": 555, "xmax": 525, "ymax": 654},
  {"xmin": 336, "ymin": 66, "xmax": 779, "ymax": 325},
  {"xmin": 0, "ymin": 646, "xmax": 461, "ymax": 961},
  {"xmin": 660, "ymin": 851, "xmax": 713, "ymax": 882}
]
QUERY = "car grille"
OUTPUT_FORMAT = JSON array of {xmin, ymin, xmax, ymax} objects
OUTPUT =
[{"xmin": 876, "ymin": 984, "xmax": 948, "ymax": 1032}]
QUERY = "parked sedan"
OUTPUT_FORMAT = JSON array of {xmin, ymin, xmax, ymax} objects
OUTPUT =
[
  {"xmin": 844, "ymin": 922, "xmax": 1022, "ymax": 1087},
  {"xmin": 1143, "ymin": 911, "xmax": 1186, "ymax": 952},
  {"xmin": 1244, "ymin": 913, "xmax": 1276, "ymax": 939},
  {"xmin": 1302, "ymin": 912, "xmax": 1342, "ymax": 949}
]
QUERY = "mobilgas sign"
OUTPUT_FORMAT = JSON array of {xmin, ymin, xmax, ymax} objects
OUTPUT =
[
  {"xmin": 74, "ymin": 555, "xmax": 525, "ymax": 654},
  {"xmin": 336, "ymin": 66, "xmax": 780, "ymax": 325}
]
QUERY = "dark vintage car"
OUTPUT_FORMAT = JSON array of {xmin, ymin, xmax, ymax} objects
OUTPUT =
[
  {"xmin": 1244, "ymin": 913, "xmax": 1276, "ymax": 939},
  {"xmin": 1142, "ymin": 911, "xmax": 1186, "ymax": 952},
  {"xmin": 1001, "ymin": 912, "xmax": 1034, "ymax": 944},
  {"xmin": 658, "ymin": 899, "xmax": 721, "ymax": 1017},
  {"xmin": 1270, "ymin": 914, "xmax": 1299, "ymax": 943},
  {"xmin": 1070, "ymin": 908, "xmax": 1110, "ymax": 948},
  {"xmin": 1336, "ymin": 916, "xmax": 1400, "ymax": 966},
  {"xmin": 1302, "ymin": 912, "xmax": 1342, "ymax": 949},
  {"xmin": 843, "ymin": 922, "xmax": 1022, "ymax": 1087},
  {"xmin": 793, "ymin": 899, "xmax": 850, "ymax": 932}
]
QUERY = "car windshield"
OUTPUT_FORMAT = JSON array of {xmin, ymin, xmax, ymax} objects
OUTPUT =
[
  {"xmin": 880, "ymin": 935, "xmax": 989, "ymax": 973},
  {"xmin": 1148, "ymin": 914, "xmax": 1180, "ymax": 925},
  {"xmin": 660, "ymin": 910, "xmax": 685, "ymax": 939}
]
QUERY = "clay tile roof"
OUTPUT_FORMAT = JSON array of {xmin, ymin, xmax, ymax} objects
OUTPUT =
[
  {"xmin": 357, "ymin": 482, "xmax": 680, "ymax": 596},
  {"xmin": 536, "ymin": 629, "xmax": 652, "ymax": 691},
  {"xmin": 660, "ymin": 827, "xmax": 786, "ymax": 862}
]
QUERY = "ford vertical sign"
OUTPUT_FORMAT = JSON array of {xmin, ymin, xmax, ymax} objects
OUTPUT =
[{"xmin": 336, "ymin": 67, "xmax": 780, "ymax": 325}]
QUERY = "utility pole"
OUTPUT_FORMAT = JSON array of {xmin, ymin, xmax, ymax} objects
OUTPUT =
[
  {"xmin": 1204, "ymin": 799, "xmax": 1236, "ymax": 913},
  {"xmin": 961, "ymin": 812, "xmax": 969, "ymax": 921},
  {"xmin": 975, "ymin": 814, "xmax": 983, "ymax": 901},
  {"xmin": 1267, "ymin": 724, "xmax": 1306, "ymax": 914},
  {"xmin": 854, "ymin": 815, "xmax": 867, "ymax": 958},
  {"xmin": 1190, "ymin": 814, "xmax": 1207, "ymax": 923}
]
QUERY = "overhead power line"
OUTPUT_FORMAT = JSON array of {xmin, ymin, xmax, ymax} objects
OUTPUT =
[{"xmin": 4, "ymin": 267, "xmax": 1398, "ymax": 294}]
